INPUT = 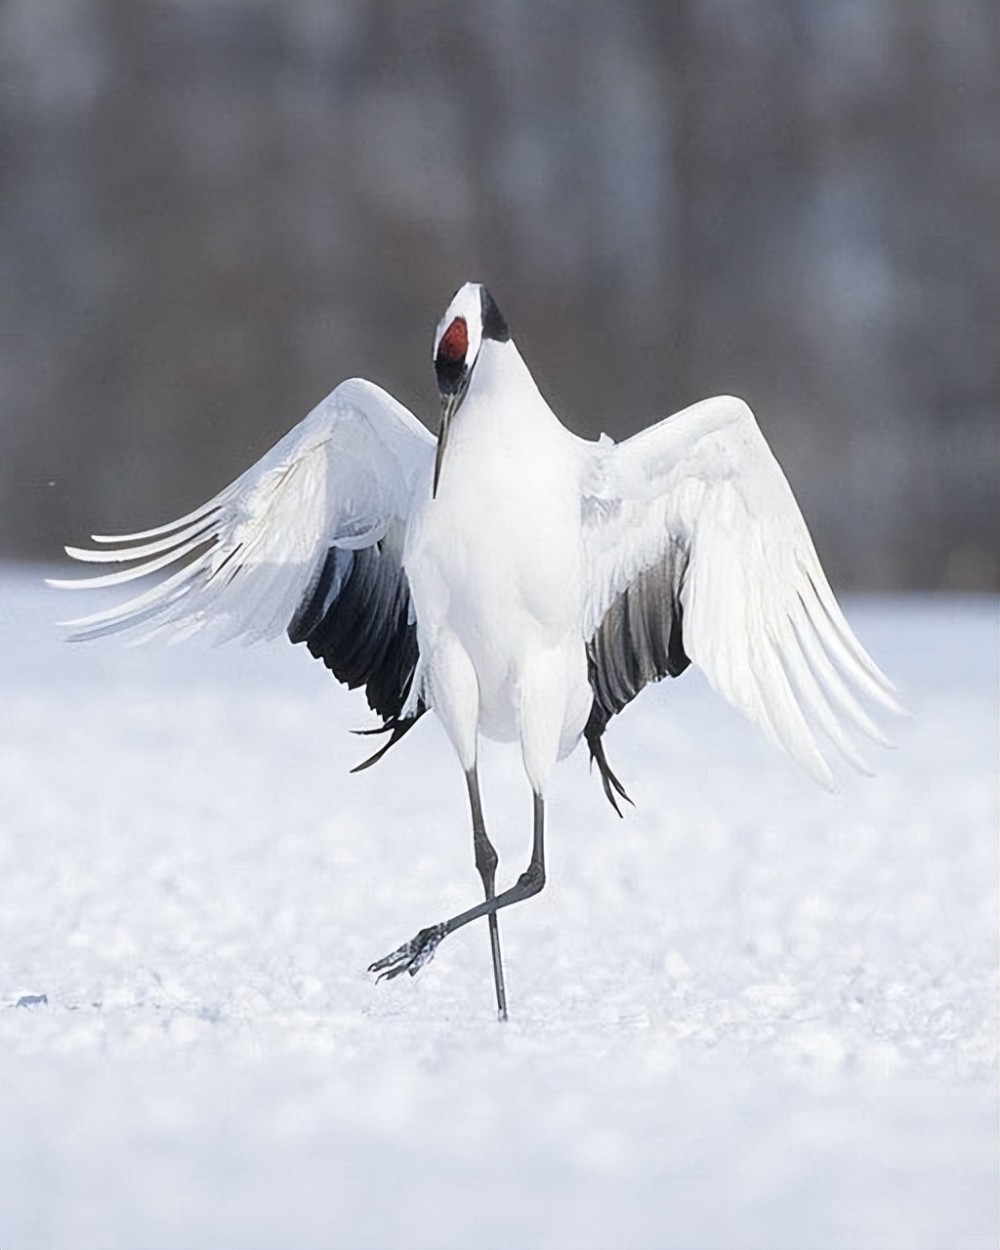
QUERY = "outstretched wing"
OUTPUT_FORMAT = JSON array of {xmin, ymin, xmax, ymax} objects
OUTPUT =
[
  {"xmin": 581, "ymin": 395, "xmax": 901, "ymax": 789},
  {"xmin": 52, "ymin": 378, "xmax": 436, "ymax": 730}
]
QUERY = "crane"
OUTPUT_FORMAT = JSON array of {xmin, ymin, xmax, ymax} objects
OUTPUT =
[{"xmin": 53, "ymin": 282, "xmax": 899, "ymax": 1020}]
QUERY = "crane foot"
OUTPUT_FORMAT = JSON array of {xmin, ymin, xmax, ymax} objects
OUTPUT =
[{"xmin": 368, "ymin": 923, "xmax": 447, "ymax": 981}]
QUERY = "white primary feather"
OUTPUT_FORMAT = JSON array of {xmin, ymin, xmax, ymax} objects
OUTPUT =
[
  {"xmin": 51, "ymin": 378, "xmax": 435, "ymax": 645},
  {"xmin": 582, "ymin": 395, "xmax": 902, "ymax": 788}
]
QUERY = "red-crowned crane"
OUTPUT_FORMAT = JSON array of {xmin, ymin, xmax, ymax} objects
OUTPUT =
[{"xmin": 53, "ymin": 283, "xmax": 899, "ymax": 1019}]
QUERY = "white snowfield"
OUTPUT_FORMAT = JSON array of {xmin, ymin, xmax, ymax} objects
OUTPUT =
[{"xmin": 2, "ymin": 566, "xmax": 996, "ymax": 1250}]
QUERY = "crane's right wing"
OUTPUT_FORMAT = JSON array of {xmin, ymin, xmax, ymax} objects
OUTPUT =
[{"xmin": 51, "ymin": 378, "xmax": 436, "ymax": 735}]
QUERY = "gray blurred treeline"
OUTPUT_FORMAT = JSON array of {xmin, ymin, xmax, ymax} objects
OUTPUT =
[{"xmin": 1, "ymin": 0, "xmax": 996, "ymax": 588}]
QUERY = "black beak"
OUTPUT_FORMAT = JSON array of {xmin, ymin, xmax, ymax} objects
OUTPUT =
[{"xmin": 433, "ymin": 390, "xmax": 462, "ymax": 498}]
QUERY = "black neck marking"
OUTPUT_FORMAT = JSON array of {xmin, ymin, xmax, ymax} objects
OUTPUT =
[{"xmin": 480, "ymin": 286, "xmax": 510, "ymax": 342}]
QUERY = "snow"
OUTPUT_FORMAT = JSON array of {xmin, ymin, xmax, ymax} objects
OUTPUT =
[{"xmin": 2, "ymin": 565, "xmax": 997, "ymax": 1250}]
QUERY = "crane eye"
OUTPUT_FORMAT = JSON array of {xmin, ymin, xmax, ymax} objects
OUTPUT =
[{"xmin": 437, "ymin": 317, "xmax": 468, "ymax": 365}]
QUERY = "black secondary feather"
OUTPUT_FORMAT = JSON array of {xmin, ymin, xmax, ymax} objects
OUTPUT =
[{"xmin": 288, "ymin": 532, "xmax": 425, "ymax": 767}]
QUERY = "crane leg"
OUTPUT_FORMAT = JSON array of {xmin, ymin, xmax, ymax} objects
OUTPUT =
[
  {"xmin": 369, "ymin": 791, "xmax": 546, "ymax": 1008},
  {"xmin": 465, "ymin": 766, "xmax": 508, "ymax": 1021}
]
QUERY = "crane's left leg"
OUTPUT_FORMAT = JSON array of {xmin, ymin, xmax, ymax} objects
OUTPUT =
[
  {"xmin": 369, "ymin": 647, "xmax": 568, "ymax": 1008},
  {"xmin": 369, "ymin": 790, "xmax": 545, "ymax": 992},
  {"xmin": 465, "ymin": 766, "xmax": 508, "ymax": 1020}
]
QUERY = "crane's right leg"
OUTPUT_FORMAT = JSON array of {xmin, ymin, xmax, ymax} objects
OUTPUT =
[{"xmin": 465, "ymin": 766, "xmax": 507, "ymax": 1021}]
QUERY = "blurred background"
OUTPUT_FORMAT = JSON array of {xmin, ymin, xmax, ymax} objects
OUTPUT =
[{"xmin": 1, "ymin": 0, "xmax": 996, "ymax": 589}]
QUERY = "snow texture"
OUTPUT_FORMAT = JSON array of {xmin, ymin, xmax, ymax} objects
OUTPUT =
[{"xmin": 2, "ymin": 566, "xmax": 997, "ymax": 1249}]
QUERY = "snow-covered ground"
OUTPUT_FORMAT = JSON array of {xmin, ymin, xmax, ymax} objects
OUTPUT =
[{"xmin": 2, "ymin": 565, "xmax": 996, "ymax": 1250}]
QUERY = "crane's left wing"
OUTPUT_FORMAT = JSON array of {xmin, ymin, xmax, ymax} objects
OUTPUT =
[
  {"xmin": 51, "ymin": 378, "xmax": 436, "ymax": 747},
  {"xmin": 581, "ymin": 395, "xmax": 901, "ymax": 791}
]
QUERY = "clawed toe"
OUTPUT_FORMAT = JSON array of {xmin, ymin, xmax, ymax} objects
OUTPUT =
[{"xmin": 368, "ymin": 923, "xmax": 447, "ymax": 981}]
